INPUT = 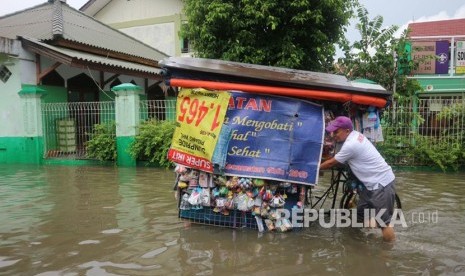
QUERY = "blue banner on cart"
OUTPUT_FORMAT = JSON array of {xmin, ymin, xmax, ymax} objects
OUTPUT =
[{"xmin": 223, "ymin": 92, "xmax": 324, "ymax": 185}]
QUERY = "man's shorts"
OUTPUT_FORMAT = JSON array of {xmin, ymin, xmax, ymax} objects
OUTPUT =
[{"xmin": 356, "ymin": 180, "xmax": 396, "ymax": 227}]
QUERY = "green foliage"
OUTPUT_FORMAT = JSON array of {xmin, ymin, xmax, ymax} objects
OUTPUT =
[
  {"xmin": 378, "ymin": 132, "xmax": 465, "ymax": 172},
  {"xmin": 411, "ymin": 135, "xmax": 464, "ymax": 172},
  {"xmin": 86, "ymin": 121, "xmax": 117, "ymax": 161},
  {"xmin": 337, "ymin": 5, "xmax": 398, "ymax": 84},
  {"xmin": 129, "ymin": 120, "xmax": 176, "ymax": 168},
  {"xmin": 336, "ymin": 5, "xmax": 422, "ymax": 100},
  {"xmin": 376, "ymin": 122, "xmax": 415, "ymax": 165},
  {"xmin": 182, "ymin": 0, "xmax": 356, "ymax": 71},
  {"xmin": 437, "ymin": 102, "xmax": 465, "ymax": 121},
  {"xmin": 380, "ymin": 100, "xmax": 465, "ymax": 171}
]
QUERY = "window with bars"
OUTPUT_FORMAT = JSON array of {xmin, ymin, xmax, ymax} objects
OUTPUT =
[{"xmin": 0, "ymin": 65, "xmax": 12, "ymax": 83}]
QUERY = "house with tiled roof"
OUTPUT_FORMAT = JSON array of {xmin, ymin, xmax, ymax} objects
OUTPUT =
[
  {"xmin": 407, "ymin": 18, "xmax": 465, "ymax": 92},
  {"xmin": 79, "ymin": 0, "xmax": 190, "ymax": 58},
  {"xmin": 405, "ymin": 18, "xmax": 465, "ymax": 135},
  {"xmin": 0, "ymin": 0, "xmax": 170, "ymax": 164},
  {"xmin": 409, "ymin": 18, "xmax": 465, "ymax": 37}
]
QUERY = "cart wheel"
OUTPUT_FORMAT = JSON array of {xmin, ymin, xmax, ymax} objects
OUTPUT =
[{"xmin": 306, "ymin": 183, "xmax": 338, "ymax": 214}]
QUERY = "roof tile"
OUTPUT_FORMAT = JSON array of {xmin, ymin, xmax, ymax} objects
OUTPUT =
[
  {"xmin": 0, "ymin": 0, "xmax": 167, "ymax": 62},
  {"xmin": 408, "ymin": 18, "xmax": 465, "ymax": 37}
]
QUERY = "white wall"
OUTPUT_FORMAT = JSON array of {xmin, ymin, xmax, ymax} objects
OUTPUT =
[
  {"xmin": 94, "ymin": 0, "xmax": 183, "ymax": 23},
  {"xmin": 121, "ymin": 23, "xmax": 175, "ymax": 56},
  {"xmin": 92, "ymin": 0, "xmax": 184, "ymax": 57},
  {"xmin": 0, "ymin": 54, "xmax": 24, "ymax": 136}
]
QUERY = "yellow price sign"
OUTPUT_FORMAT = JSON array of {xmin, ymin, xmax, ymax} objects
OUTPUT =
[
  {"xmin": 177, "ymin": 91, "xmax": 223, "ymax": 132},
  {"xmin": 168, "ymin": 88, "xmax": 230, "ymax": 172}
]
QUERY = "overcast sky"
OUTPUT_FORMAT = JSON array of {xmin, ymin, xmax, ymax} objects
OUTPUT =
[
  {"xmin": 0, "ymin": 0, "xmax": 89, "ymax": 16},
  {"xmin": 1, "ymin": 0, "xmax": 465, "ymax": 43},
  {"xmin": 356, "ymin": 0, "xmax": 465, "ymax": 38}
]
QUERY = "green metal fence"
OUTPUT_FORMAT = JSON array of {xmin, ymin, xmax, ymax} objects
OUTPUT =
[
  {"xmin": 382, "ymin": 95, "xmax": 465, "ymax": 167},
  {"xmin": 42, "ymin": 99, "xmax": 176, "ymax": 160},
  {"xmin": 139, "ymin": 99, "xmax": 177, "ymax": 122},
  {"xmin": 42, "ymin": 101, "xmax": 115, "ymax": 159},
  {"xmin": 42, "ymin": 96, "xmax": 465, "ymax": 168}
]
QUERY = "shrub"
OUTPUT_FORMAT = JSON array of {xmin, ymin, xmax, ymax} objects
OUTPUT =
[
  {"xmin": 129, "ymin": 120, "xmax": 176, "ymax": 168},
  {"xmin": 86, "ymin": 121, "xmax": 117, "ymax": 161},
  {"xmin": 378, "ymin": 133, "xmax": 465, "ymax": 172},
  {"xmin": 412, "ymin": 135, "xmax": 463, "ymax": 172}
]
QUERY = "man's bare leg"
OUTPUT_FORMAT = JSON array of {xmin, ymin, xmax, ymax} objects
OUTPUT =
[{"xmin": 382, "ymin": 226, "xmax": 395, "ymax": 242}]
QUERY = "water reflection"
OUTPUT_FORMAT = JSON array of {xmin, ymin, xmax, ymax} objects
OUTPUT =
[{"xmin": 0, "ymin": 165, "xmax": 464, "ymax": 275}]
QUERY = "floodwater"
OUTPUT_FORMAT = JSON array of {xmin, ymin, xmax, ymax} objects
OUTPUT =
[{"xmin": 0, "ymin": 165, "xmax": 464, "ymax": 276}]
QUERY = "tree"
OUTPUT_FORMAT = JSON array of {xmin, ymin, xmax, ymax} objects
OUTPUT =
[
  {"xmin": 337, "ymin": 5, "xmax": 398, "ymax": 83},
  {"xmin": 336, "ymin": 5, "xmax": 421, "ymax": 100},
  {"xmin": 181, "ymin": 0, "xmax": 356, "ymax": 71}
]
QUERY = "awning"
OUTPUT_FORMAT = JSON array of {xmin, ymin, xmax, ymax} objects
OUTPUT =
[{"xmin": 21, "ymin": 37, "xmax": 163, "ymax": 79}]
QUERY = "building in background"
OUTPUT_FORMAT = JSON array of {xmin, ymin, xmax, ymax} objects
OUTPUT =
[
  {"xmin": 406, "ymin": 18, "xmax": 465, "ymax": 136},
  {"xmin": 407, "ymin": 18, "xmax": 465, "ymax": 93},
  {"xmin": 80, "ymin": 0, "xmax": 191, "ymax": 58}
]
